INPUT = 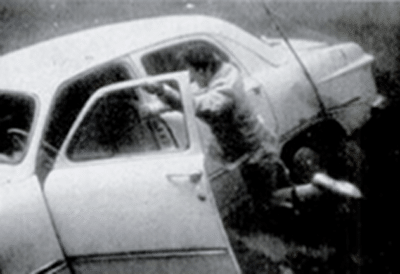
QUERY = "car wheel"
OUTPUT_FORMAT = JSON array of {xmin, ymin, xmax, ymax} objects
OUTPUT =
[
  {"xmin": 290, "ymin": 140, "xmax": 364, "ymax": 267},
  {"xmin": 290, "ymin": 139, "xmax": 365, "ymax": 188}
]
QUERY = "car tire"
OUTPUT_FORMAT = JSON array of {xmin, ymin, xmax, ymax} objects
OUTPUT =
[
  {"xmin": 290, "ymin": 140, "xmax": 364, "ymax": 271},
  {"xmin": 290, "ymin": 139, "xmax": 365, "ymax": 188}
]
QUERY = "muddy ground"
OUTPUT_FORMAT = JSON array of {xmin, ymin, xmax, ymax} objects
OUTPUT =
[{"xmin": 1, "ymin": 1, "xmax": 400, "ymax": 273}]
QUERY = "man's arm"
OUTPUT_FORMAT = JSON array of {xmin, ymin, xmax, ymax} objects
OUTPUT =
[
  {"xmin": 143, "ymin": 83, "xmax": 182, "ymax": 110},
  {"xmin": 139, "ymin": 100, "xmax": 171, "ymax": 118},
  {"xmin": 158, "ymin": 83, "xmax": 183, "ymax": 111},
  {"xmin": 142, "ymin": 81, "xmax": 235, "ymax": 120},
  {"xmin": 194, "ymin": 84, "xmax": 235, "ymax": 119}
]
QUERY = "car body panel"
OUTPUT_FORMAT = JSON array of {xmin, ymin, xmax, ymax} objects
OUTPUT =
[
  {"xmin": 247, "ymin": 38, "xmax": 377, "ymax": 140},
  {"xmin": 46, "ymin": 154, "xmax": 224, "ymax": 253},
  {"xmin": 70, "ymin": 252, "xmax": 238, "ymax": 274},
  {"xmin": 0, "ymin": 175, "xmax": 70, "ymax": 274}
]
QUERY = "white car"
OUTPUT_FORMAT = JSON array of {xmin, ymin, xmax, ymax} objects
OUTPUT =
[{"xmin": 0, "ymin": 15, "xmax": 383, "ymax": 273}]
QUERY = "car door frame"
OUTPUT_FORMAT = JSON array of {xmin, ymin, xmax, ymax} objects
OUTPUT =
[
  {"xmin": 42, "ymin": 71, "xmax": 241, "ymax": 273},
  {"xmin": 54, "ymin": 71, "xmax": 202, "ymax": 165}
]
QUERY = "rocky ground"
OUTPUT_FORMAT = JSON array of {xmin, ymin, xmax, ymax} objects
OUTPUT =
[{"xmin": 1, "ymin": 1, "xmax": 399, "ymax": 273}]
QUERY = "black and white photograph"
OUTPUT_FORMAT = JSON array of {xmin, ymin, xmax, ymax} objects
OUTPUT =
[{"xmin": 0, "ymin": 0, "xmax": 398, "ymax": 273}]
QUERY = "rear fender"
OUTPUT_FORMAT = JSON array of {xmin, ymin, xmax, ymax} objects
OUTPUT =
[
  {"xmin": 0, "ymin": 176, "xmax": 68, "ymax": 273},
  {"xmin": 280, "ymin": 120, "xmax": 346, "ymax": 169}
]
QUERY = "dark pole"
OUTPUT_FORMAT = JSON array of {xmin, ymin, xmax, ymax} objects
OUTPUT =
[{"xmin": 259, "ymin": 1, "xmax": 329, "ymax": 118}]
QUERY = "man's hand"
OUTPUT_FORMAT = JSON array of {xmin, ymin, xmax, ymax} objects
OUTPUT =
[
  {"xmin": 142, "ymin": 82, "xmax": 164, "ymax": 96},
  {"xmin": 138, "ymin": 101, "xmax": 168, "ymax": 119},
  {"xmin": 138, "ymin": 103, "xmax": 162, "ymax": 119}
]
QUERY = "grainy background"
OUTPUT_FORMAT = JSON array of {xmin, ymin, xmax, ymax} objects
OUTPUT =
[{"xmin": 1, "ymin": 1, "xmax": 399, "ymax": 273}]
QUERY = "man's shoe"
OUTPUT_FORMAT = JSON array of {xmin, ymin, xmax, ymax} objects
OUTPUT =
[{"xmin": 312, "ymin": 173, "xmax": 363, "ymax": 199}]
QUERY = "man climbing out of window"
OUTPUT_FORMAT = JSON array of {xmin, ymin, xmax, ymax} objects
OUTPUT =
[{"xmin": 141, "ymin": 44, "xmax": 362, "ymax": 213}]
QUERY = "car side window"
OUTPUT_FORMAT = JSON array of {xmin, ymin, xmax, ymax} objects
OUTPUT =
[
  {"xmin": 36, "ymin": 63, "xmax": 134, "ymax": 181},
  {"xmin": 141, "ymin": 40, "xmax": 229, "ymax": 75},
  {"xmin": 44, "ymin": 63, "xmax": 134, "ymax": 152},
  {"xmin": 66, "ymin": 81, "xmax": 188, "ymax": 162}
]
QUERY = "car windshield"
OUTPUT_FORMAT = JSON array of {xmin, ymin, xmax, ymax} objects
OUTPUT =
[{"xmin": 0, "ymin": 92, "xmax": 35, "ymax": 164}]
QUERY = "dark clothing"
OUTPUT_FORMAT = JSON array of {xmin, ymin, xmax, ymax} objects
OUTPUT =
[{"xmin": 240, "ymin": 145, "xmax": 292, "ymax": 209}]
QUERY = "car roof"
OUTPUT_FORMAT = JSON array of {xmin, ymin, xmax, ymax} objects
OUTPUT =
[{"xmin": 0, "ymin": 15, "xmax": 266, "ymax": 101}]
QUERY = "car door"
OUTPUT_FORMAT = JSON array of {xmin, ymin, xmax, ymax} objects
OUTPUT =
[{"xmin": 42, "ymin": 72, "xmax": 241, "ymax": 274}]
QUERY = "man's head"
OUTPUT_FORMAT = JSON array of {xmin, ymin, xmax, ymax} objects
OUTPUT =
[{"xmin": 179, "ymin": 45, "xmax": 223, "ymax": 88}]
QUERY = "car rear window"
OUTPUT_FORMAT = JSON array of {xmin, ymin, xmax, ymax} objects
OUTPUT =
[
  {"xmin": 142, "ymin": 40, "xmax": 229, "ymax": 75},
  {"xmin": 0, "ymin": 92, "xmax": 35, "ymax": 164}
]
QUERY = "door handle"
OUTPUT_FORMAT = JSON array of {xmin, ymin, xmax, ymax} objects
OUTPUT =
[
  {"xmin": 166, "ymin": 171, "xmax": 206, "ymax": 201},
  {"xmin": 166, "ymin": 171, "xmax": 202, "ymax": 185}
]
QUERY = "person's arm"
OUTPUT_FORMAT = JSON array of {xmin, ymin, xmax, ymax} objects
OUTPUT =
[
  {"xmin": 158, "ymin": 83, "xmax": 183, "ymax": 110},
  {"xmin": 194, "ymin": 84, "xmax": 235, "ymax": 119},
  {"xmin": 139, "ymin": 100, "xmax": 171, "ymax": 118},
  {"xmin": 142, "ymin": 83, "xmax": 182, "ymax": 111}
]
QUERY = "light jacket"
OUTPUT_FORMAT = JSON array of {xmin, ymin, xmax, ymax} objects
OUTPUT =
[{"xmin": 160, "ymin": 62, "xmax": 278, "ymax": 162}]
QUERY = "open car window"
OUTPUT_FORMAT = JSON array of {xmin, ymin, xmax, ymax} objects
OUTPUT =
[
  {"xmin": 66, "ymin": 79, "xmax": 189, "ymax": 162},
  {"xmin": 44, "ymin": 62, "xmax": 134, "ymax": 153},
  {"xmin": 36, "ymin": 62, "xmax": 135, "ymax": 181},
  {"xmin": 0, "ymin": 92, "xmax": 35, "ymax": 164},
  {"xmin": 141, "ymin": 40, "xmax": 229, "ymax": 75}
]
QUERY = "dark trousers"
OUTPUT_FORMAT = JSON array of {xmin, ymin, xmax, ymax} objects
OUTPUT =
[{"xmin": 239, "ymin": 146, "xmax": 292, "ymax": 211}]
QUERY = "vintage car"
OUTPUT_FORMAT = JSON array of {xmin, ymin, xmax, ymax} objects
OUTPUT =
[{"xmin": 0, "ymin": 15, "xmax": 382, "ymax": 273}]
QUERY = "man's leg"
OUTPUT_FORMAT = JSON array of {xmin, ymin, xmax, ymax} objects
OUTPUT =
[
  {"xmin": 240, "ymin": 148, "xmax": 292, "ymax": 211},
  {"xmin": 271, "ymin": 147, "xmax": 362, "ymax": 207},
  {"xmin": 241, "ymin": 146, "xmax": 362, "ymax": 210}
]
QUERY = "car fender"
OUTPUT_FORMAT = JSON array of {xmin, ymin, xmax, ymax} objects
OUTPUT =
[{"xmin": 0, "ymin": 175, "xmax": 68, "ymax": 274}]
